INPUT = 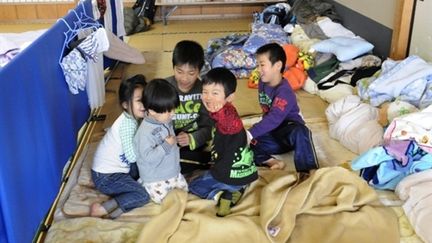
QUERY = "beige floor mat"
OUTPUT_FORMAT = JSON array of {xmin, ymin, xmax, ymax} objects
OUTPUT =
[{"xmin": 297, "ymin": 89, "xmax": 328, "ymax": 123}]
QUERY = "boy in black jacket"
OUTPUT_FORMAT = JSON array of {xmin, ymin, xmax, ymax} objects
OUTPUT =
[
  {"xmin": 189, "ymin": 67, "xmax": 258, "ymax": 217},
  {"xmin": 166, "ymin": 40, "xmax": 213, "ymax": 169}
]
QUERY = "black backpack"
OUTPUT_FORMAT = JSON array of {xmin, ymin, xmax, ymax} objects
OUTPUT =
[
  {"xmin": 261, "ymin": 4, "xmax": 291, "ymax": 27},
  {"xmin": 124, "ymin": 7, "xmax": 151, "ymax": 35},
  {"xmin": 132, "ymin": 0, "xmax": 157, "ymax": 24}
]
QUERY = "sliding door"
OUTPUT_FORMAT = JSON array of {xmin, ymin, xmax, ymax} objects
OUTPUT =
[{"xmin": 409, "ymin": 0, "xmax": 432, "ymax": 62}]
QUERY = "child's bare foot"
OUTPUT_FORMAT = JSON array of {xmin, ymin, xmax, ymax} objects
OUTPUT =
[
  {"xmin": 90, "ymin": 202, "xmax": 108, "ymax": 217},
  {"xmin": 265, "ymin": 159, "xmax": 286, "ymax": 170}
]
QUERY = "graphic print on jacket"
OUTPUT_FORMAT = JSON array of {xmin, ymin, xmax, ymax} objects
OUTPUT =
[
  {"xmin": 174, "ymin": 93, "xmax": 201, "ymax": 130},
  {"xmin": 258, "ymin": 91, "xmax": 273, "ymax": 113},
  {"xmin": 258, "ymin": 92, "xmax": 288, "ymax": 114},
  {"xmin": 230, "ymin": 146, "xmax": 256, "ymax": 179},
  {"xmin": 151, "ymin": 125, "xmax": 171, "ymax": 148},
  {"xmin": 209, "ymin": 103, "xmax": 258, "ymax": 186}
]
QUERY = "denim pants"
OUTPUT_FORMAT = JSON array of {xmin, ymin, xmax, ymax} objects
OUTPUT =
[
  {"xmin": 189, "ymin": 171, "xmax": 244, "ymax": 200},
  {"xmin": 251, "ymin": 121, "xmax": 319, "ymax": 172},
  {"xmin": 92, "ymin": 170, "xmax": 150, "ymax": 212}
]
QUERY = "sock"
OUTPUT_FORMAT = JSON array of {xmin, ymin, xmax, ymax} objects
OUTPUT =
[
  {"xmin": 108, "ymin": 207, "xmax": 124, "ymax": 219},
  {"xmin": 216, "ymin": 191, "xmax": 232, "ymax": 217},
  {"xmin": 101, "ymin": 198, "xmax": 119, "ymax": 213},
  {"xmin": 231, "ymin": 190, "xmax": 243, "ymax": 206}
]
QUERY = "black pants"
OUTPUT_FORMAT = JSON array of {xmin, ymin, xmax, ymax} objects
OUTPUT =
[
  {"xmin": 180, "ymin": 145, "xmax": 211, "ymax": 174},
  {"xmin": 251, "ymin": 121, "xmax": 319, "ymax": 172}
]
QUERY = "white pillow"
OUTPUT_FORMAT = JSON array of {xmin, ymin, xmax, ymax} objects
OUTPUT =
[
  {"xmin": 311, "ymin": 37, "xmax": 374, "ymax": 62},
  {"xmin": 317, "ymin": 17, "xmax": 356, "ymax": 38}
]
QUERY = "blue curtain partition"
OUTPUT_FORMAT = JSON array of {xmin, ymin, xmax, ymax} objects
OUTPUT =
[{"xmin": 0, "ymin": 1, "xmax": 106, "ymax": 242}]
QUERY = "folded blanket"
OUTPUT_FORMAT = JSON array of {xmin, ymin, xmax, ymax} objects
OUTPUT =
[
  {"xmin": 46, "ymin": 167, "xmax": 400, "ymax": 243},
  {"xmin": 326, "ymin": 95, "xmax": 383, "ymax": 154},
  {"xmin": 135, "ymin": 167, "xmax": 400, "ymax": 243}
]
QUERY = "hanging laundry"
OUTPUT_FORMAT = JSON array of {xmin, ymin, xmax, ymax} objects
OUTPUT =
[
  {"xmin": 60, "ymin": 27, "xmax": 109, "ymax": 109},
  {"xmin": 78, "ymin": 27, "xmax": 110, "ymax": 109},
  {"xmin": 97, "ymin": 0, "xmax": 107, "ymax": 18},
  {"xmin": 60, "ymin": 49, "xmax": 88, "ymax": 94}
]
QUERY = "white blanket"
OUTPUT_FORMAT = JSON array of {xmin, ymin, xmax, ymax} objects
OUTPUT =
[
  {"xmin": 362, "ymin": 56, "xmax": 432, "ymax": 107},
  {"xmin": 326, "ymin": 95, "xmax": 383, "ymax": 154},
  {"xmin": 384, "ymin": 104, "xmax": 432, "ymax": 154},
  {"xmin": 396, "ymin": 169, "xmax": 432, "ymax": 243}
]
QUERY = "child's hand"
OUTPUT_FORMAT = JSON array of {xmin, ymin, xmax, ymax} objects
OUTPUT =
[
  {"xmin": 165, "ymin": 135, "xmax": 176, "ymax": 145},
  {"xmin": 176, "ymin": 132, "xmax": 190, "ymax": 147}
]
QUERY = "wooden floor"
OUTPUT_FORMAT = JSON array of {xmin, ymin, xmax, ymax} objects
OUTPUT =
[
  {"xmin": 123, "ymin": 18, "xmax": 252, "ymax": 79},
  {"xmin": 0, "ymin": 22, "xmax": 52, "ymax": 32}
]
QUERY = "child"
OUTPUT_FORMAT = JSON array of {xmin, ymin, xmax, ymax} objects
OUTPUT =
[
  {"xmin": 91, "ymin": 74, "xmax": 150, "ymax": 218},
  {"xmin": 189, "ymin": 67, "xmax": 258, "ymax": 217},
  {"xmin": 134, "ymin": 79, "xmax": 188, "ymax": 204},
  {"xmin": 166, "ymin": 40, "xmax": 213, "ymax": 166},
  {"xmin": 248, "ymin": 43, "xmax": 319, "ymax": 173}
]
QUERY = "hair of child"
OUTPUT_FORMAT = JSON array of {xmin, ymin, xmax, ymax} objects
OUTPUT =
[
  {"xmin": 256, "ymin": 43, "xmax": 287, "ymax": 73},
  {"xmin": 202, "ymin": 67, "xmax": 237, "ymax": 97},
  {"xmin": 118, "ymin": 74, "xmax": 147, "ymax": 113},
  {"xmin": 172, "ymin": 40, "xmax": 205, "ymax": 71},
  {"xmin": 143, "ymin": 79, "xmax": 180, "ymax": 113}
]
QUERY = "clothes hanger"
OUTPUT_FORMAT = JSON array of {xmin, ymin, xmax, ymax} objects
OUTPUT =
[
  {"xmin": 58, "ymin": 3, "xmax": 103, "ymax": 64},
  {"xmin": 66, "ymin": 9, "xmax": 88, "ymax": 47},
  {"xmin": 58, "ymin": 17, "xmax": 79, "ymax": 64},
  {"xmin": 69, "ymin": 9, "xmax": 81, "ymax": 29},
  {"xmin": 77, "ymin": 0, "xmax": 103, "ymax": 30}
]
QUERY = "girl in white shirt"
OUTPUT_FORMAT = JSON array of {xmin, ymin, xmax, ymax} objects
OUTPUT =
[{"xmin": 90, "ymin": 74, "xmax": 150, "ymax": 218}]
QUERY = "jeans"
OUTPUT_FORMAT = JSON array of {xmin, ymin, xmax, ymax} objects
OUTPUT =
[
  {"xmin": 189, "ymin": 171, "xmax": 244, "ymax": 200},
  {"xmin": 92, "ymin": 170, "xmax": 150, "ymax": 212},
  {"xmin": 251, "ymin": 121, "xmax": 319, "ymax": 172}
]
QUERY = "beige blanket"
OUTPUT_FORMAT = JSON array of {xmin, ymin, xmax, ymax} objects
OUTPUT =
[
  {"xmin": 45, "ymin": 83, "xmax": 409, "ymax": 243},
  {"xmin": 46, "ymin": 168, "xmax": 399, "ymax": 243}
]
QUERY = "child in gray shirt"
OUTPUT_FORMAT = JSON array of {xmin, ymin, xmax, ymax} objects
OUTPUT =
[{"xmin": 134, "ymin": 79, "xmax": 188, "ymax": 204}]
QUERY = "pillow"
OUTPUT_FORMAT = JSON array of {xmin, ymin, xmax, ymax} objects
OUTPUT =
[
  {"xmin": 387, "ymin": 100, "xmax": 419, "ymax": 123},
  {"xmin": 317, "ymin": 17, "xmax": 356, "ymax": 38},
  {"xmin": 311, "ymin": 36, "xmax": 374, "ymax": 62},
  {"xmin": 243, "ymin": 23, "xmax": 289, "ymax": 54}
]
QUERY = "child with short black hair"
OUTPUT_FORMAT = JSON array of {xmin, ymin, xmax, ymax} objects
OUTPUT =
[
  {"xmin": 91, "ymin": 74, "xmax": 150, "ymax": 218},
  {"xmin": 189, "ymin": 67, "xmax": 258, "ymax": 217},
  {"xmin": 248, "ymin": 43, "xmax": 319, "ymax": 172},
  {"xmin": 134, "ymin": 79, "xmax": 188, "ymax": 204},
  {"xmin": 166, "ymin": 40, "xmax": 213, "ymax": 167}
]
